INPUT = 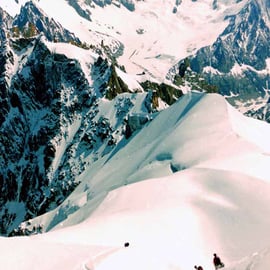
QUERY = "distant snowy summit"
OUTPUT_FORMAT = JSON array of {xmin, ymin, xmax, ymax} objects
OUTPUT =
[
  {"xmin": 187, "ymin": 0, "xmax": 270, "ymax": 98},
  {"xmin": 172, "ymin": 0, "xmax": 270, "ymax": 119}
]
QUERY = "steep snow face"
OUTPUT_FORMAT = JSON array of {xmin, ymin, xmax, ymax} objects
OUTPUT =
[
  {"xmin": 29, "ymin": 93, "xmax": 270, "ymax": 231},
  {"xmin": 54, "ymin": 93, "xmax": 270, "ymax": 204},
  {"xmin": 1, "ymin": 93, "xmax": 270, "ymax": 270}
]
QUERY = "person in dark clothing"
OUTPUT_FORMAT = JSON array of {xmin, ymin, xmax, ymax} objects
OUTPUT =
[
  {"xmin": 213, "ymin": 253, "xmax": 224, "ymax": 269},
  {"xmin": 194, "ymin": 265, "xmax": 204, "ymax": 270}
]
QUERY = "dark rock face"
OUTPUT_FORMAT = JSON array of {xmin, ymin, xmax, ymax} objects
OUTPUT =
[
  {"xmin": 245, "ymin": 98, "xmax": 270, "ymax": 123},
  {"xmin": 0, "ymin": 0, "xmax": 101, "ymax": 235},
  {"xmin": 68, "ymin": 0, "xmax": 135, "ymax": 12},
  {"xmin": 140, "ymin": 81, "xmax": 183, "ymax": 108},
  {"xmin": 66, "ymin": 0, "xmax": 92, "ymax": 21},
  {"xmin": 0, "ymin": 36, "xmax": 96, "ymax": 234}
]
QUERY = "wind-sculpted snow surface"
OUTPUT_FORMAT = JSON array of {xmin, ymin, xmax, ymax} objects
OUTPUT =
[{"xmin": 1, "ymin": 93, "xmax": 269, "ymax": 270}]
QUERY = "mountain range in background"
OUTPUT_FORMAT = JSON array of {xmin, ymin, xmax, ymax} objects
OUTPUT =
[{"xmin": 0, "ymin": 1, "xmax": 270, "ymax": 269}]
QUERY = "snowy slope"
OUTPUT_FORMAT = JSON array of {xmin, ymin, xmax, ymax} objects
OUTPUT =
[
  {"xmin": 1, "ymin": 93, "xmax": 270, "ymax": 270},
  {"xmin": 2, "ymin": 168, "xmax": 270, "ymax": 270}
]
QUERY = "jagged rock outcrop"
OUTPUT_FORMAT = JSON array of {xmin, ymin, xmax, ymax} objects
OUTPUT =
[
  {"xmin": 66, "ymin": 0, "xmax": 92, "ymax": 21},
  {"xmin": 65, "ymin": 0, "xmax": 137, "ymax": 16},
  {"xmin": 92, "ymin": 0, "xmax": 135, "ymax": 11},
  {"xmin": 245, "ymin": 97, "xmax": 270, "ymax": 123},
  {"xmin": 125, "ymin": 113, "xmax": 150, "ymax": 138},
  {"xmin": 140, "ymin": 80, "xmax": 183, "ymax": 108}
]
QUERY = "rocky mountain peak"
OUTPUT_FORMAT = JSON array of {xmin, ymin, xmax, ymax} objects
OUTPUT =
[{"xmin": 181, "ymin": 0, "xmax": 270, "ymax": 111}]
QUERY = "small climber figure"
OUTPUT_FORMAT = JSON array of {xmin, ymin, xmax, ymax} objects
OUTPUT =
[
  {"xmin": 213, "ymin": 253, "xmax": 225, "ymax": 269},
  {"xmin": 124, "ymin": 242, "xmax": 129, "ymax": 247},
  {"xmin": 194, "ymin": 265, "xmax": 204, "ymax": 270}
]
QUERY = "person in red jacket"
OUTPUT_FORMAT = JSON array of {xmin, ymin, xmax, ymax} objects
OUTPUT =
[{"xmin": 213, "ymin": 253, "xmax": 224, "ymax": 269}]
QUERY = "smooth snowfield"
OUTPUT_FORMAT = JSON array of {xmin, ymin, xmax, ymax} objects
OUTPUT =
[
  {"xmin": 1, "ymin": 93, "xmax": 270, "ymax": 270},
  {"xmin": 2, "ymin": 169, "xmax": 270, "ymax": 270}
]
